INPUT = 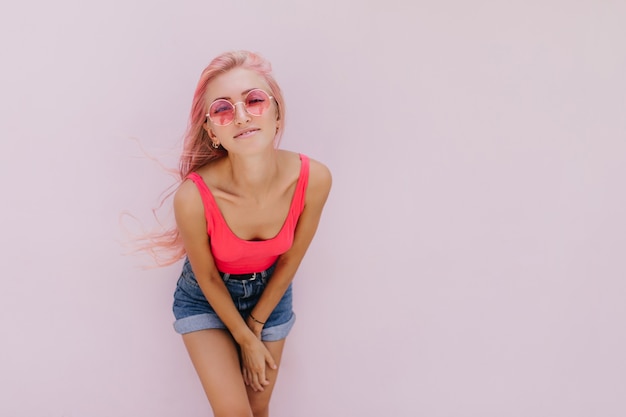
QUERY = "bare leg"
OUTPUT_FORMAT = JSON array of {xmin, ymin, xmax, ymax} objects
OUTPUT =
[
  {"xmin": 247, "ymin": 339, "xmax": 287, "ymax": 417},
  {"xmin": 182, "ymin": 329, "xmax": 253, "ymax": 417}
]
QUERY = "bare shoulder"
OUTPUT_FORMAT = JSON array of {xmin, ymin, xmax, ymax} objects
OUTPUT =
[
  {"xmin": 305, "ymin": 156, "xmax": 332, "ymax": 205},
  {"xmin": 308, "ymin": 157, "xmax": 332, "ymax": 187},
  {"xmin": 173, "ymin": 178, "xmax": 210, "ymax": 248},
  {"xmin": 277, "ymin": 150, "xmax": 332, "ymax": 185},
  {"xmin": 277, "ymin": 150, "xmax": 331, "ymax": 203},
  {"xmin": 173, "ymin": 179, "xmax": 203, "ymax": 217}
]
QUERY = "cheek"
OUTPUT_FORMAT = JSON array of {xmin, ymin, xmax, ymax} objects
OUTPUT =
[{"xmin": 262, "ymin": 106, "xmax": 279, "ymax": 125}]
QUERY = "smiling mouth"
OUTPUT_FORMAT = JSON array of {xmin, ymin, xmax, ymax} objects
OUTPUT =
[{"xmin": 234, "ymin": 128, "xmax": 259, "ymax": 138}]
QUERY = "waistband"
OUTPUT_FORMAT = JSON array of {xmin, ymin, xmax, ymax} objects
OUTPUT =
[{"xmin": 219, "ymin": 263, "xmax": 276, "ymax": 281}]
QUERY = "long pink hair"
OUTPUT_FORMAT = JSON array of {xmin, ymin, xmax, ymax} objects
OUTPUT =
[{"xmin": 135, "ymin": 50, "xmax": 286, "ymax": 266}]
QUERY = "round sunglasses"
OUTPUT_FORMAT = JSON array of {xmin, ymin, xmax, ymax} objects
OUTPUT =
[{"xmin": 206, "ymin": 89, "xmax": 274, "ymax": 126}]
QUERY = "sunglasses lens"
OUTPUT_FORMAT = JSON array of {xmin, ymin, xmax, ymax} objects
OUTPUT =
[
  {"xmin": 208, "ymin": 100, "xmax": 235, "ymax": 126},
  {"xmin": 207, "ymin": 90, "xmax": 272, "ymax": 125},
  {"xmin": 245, "ymin": 89, "xmax": 271, "ymax": 116}
]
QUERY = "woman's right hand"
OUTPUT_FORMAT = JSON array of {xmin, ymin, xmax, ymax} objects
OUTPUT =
[{"xmin": 240, "ymin": 334, "xmax": 277, "ymax": 392}]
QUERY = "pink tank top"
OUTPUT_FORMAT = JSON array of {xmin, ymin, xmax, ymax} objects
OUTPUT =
[{"xmin": 186, "ymin": 154, "xmax": 309, "ymax": 274}]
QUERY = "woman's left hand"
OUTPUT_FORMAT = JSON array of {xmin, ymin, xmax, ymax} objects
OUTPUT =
[{"xmin": 240, "ymin": 333, "xmax": 276, "ymax": 392}]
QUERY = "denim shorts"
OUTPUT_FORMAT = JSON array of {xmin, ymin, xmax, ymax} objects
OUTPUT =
[{"xmin": 172, "ymin": 258, "xmax": 295, "ymax": 341}]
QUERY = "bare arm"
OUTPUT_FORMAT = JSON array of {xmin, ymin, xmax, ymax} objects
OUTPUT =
[
  {"xmin": 244, "ymin": 158, "xmax": 333, "ymax": 334},
  {"xmin": 173, "ymin": 180, "xmax": 259, "ymax": 346}
]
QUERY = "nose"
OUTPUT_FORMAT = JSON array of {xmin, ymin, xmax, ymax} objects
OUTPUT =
[{"xmin": 233, "ymin": 102, "xmax": 251, "ymax": 125}]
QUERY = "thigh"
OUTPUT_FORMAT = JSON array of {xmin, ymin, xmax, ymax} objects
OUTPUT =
[
  {"xmin": 182, "ymin": 329, "xmax": 252, "ymax": 417},
  {"xmin": 247, "ymin": 339, "xmax": 287, "ymax": 417}
]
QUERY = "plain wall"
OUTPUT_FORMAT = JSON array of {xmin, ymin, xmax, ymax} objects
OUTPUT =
[{"xmin": 1, "ymin": 1, "xmax": 625, "ymax": 416}]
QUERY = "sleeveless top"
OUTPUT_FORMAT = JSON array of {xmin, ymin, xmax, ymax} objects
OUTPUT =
[{"xmin": 186, "ymin": 154, "xmax": 309, "ymax": 274}]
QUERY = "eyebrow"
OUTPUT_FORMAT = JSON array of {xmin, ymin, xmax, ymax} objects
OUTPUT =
[{"xmin": 213, "ymin": 88, "xmax": 258, "ymax": 101}]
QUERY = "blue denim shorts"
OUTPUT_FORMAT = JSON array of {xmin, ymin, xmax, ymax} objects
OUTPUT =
[{"xmin": 172, "ymin": 258, "xmax": 295, "ymax": 341}]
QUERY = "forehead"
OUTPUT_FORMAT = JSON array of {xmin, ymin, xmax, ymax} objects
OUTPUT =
[{"xmin": 205, "ymin": 67, "xmax": 270, "ymax": 102}]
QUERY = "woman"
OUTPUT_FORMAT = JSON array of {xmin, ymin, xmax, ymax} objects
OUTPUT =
[{"xmin": 170, "ymin": 51, "xmax": 331, "ymax": 416}]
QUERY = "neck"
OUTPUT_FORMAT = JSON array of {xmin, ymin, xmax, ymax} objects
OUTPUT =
[{"xmin": 227, "ymin": 150, "xmax": 279, "ymax": 199}]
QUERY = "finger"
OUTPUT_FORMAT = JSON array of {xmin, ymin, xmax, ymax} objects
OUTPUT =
[
  {"xmin": 265, "ymin": 350, "xmax": 278, "ymax": 371},
  {"xmin": 242, "ymin": 368, "xmax": 249, "ymax": 386},
  {"xmin": 258, "ymin": 367, "xmax": 268, "ymax": 387},
  {"xmin": 251, "ymin": 372, "xmax": 264, "ymax": 392}
]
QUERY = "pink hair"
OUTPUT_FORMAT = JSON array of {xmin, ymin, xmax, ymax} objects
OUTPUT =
[
  {"xmin": 179, "ymin": 50, "xmax": 286, "ymax": 178},
  {"xmin": 133, "ymin": 50, "xmax": 286, "ymax": 267}
]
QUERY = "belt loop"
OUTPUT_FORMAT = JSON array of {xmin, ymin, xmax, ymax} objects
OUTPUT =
[{"xmin": 222, "ymin": 272, "xmax": 230, "ymax": 281}]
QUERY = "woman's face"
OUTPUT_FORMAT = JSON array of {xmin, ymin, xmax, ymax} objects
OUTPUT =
[{"xmin": 203, "ymin": 67, "xmax": 280, "ymax": 153}]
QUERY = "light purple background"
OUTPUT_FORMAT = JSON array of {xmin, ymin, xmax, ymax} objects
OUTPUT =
[{"xmin": 1, "ymin": 1, "xmax": 625, "ymax": 416}]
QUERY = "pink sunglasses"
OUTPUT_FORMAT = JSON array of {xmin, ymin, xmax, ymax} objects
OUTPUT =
[{"xmin": 206, "ymin": 89, "xmax": 274, "ymax": 126}]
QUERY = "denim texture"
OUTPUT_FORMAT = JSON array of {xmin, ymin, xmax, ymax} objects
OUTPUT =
[{"xmin": 173, "ymin": 258, "xmax": 295, "ymax": 341}]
